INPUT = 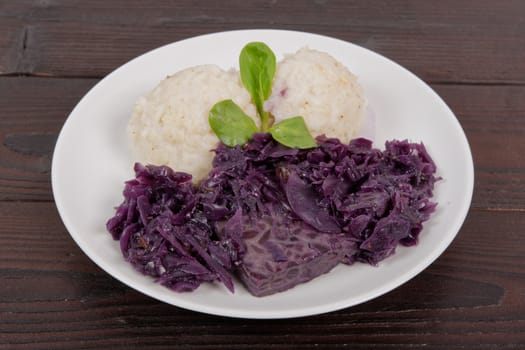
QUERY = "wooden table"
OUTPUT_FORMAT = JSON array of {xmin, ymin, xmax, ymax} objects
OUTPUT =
[{"xmin": 1, "ymin": 1, "xmax": 524, "ymax": 348}]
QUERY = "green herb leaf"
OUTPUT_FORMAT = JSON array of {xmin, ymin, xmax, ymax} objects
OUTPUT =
[
  {"xmin": 239, "ymin": 42, "xmax": 276, "ymax": 132},
  {"xmin": 209, "ymin": 42, "xmax": 317, "ymax": 150},
  {"xmin": 209, "ymin": 99, "xmax": 258, "ymax": 147},
  {"xmin": 269, "ymin": 116, "xmax": 317, "ymax": 149}
]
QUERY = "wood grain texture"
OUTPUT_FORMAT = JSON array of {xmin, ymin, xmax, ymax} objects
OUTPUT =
[
  {"xmin": 0, "ymin": 18, "xmax": 25, "ymax": 74},
  {"xmin": 0, "ymin": 77, "xmax": 98, "ymax": 201},
  {"xmin": 0, "ymin": 203, "xmax": 524, "ymax": 348},
  {"xmin": 0, "ymin": 1, "xmax": 524, "ymax": 349},
  {"xmin": 0, "ymin": 0, "xmax": 524, "ymax": 82}
]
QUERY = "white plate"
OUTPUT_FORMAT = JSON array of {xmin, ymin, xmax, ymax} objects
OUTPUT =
[{"xmin": 52, "ymin": 29, "xmax": 474, "ymax": 319}]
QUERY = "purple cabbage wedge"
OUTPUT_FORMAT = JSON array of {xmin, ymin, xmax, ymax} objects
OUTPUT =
[
  {"xmin": 107, "ymin": 134, "xmax": 438, "ymax": 296},
  {"xmin": 215, "ymin": 204, "xmax": 356, "ymax": 297}
]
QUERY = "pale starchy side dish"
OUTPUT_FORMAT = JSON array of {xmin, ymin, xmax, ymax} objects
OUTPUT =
[
  {"xmin": 108, "ymin": 43, "xmax": 438, "ymax": 298},
  {"xmin": 265, "ymin": 48, "xmax": 366, "ymax": 143},
  {"xmin": 128, "ymin": 65, "xmax": 258, "ymax": 182},
  {"xmin": 128, "ymin": 48, "xmax": 366, "ymax": 181}
]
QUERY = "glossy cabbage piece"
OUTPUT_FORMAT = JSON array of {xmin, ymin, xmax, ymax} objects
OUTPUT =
[{"xmin": 106, "ymin": 163, "xmax": 241, "ymax": 293}]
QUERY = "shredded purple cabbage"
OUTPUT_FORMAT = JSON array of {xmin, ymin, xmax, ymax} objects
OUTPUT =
[
  {"xmin": 106, "ymin": 163, "xmax": 242, "ymax": 292},
  {"xmin": 107, "ymin": 134, "xmax": 438, "ymax": 295}
]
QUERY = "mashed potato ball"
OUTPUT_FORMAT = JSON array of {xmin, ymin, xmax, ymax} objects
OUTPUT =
[
  {"xmin": 128, "ymin": 65, "xmax": 257, "ymax": 182},
  {"xmin": 264, "ymin": 48, "xmax": 366, "ymax": 143}
]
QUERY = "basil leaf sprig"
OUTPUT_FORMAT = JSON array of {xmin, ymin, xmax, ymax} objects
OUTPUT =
[{"xmin": 209, "ymin": 42, "xmax": 317, "ymax": 149}]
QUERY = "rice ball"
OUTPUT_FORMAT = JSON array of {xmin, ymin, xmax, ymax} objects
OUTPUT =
[
  {"xmin": 128, "ymin": 65, "xmax": 257, "ymax": 182},
  {"xmin": 264, "ymin": 48, "xmax": 366, "ymax": 143}
]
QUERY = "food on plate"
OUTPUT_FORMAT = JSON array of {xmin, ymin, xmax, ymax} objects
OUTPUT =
[
  {"xmin": 128, "ymin": 45, "xmax": 366, "ymax": 181},
  {"xmin": 107, "ymin": 134, "xmax": 438, "ymax": 296},
  {"xmin": 264, "ymin": 48, "xmax": 366, "ymax": 143},
  {"xmin": 224, "ymin": 207, "xmax": 354, "ymax": 297},
  {"xmin": 108, "ymin": 42, "xmax": 438, "ymax": 297},
  {"xmin": 106, "ymin": 163, "xmax": 242, "ymax": 293},
  {"xmin": 128, "ymin": 65, "xmax": 258, "ymax": 182}
]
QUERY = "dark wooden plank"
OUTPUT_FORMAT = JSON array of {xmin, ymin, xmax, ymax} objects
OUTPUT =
[
  {"xmin": 0, "ymin": 0, "xmax": 524, "ymax": 82},
  {"xmin": 0, "ymin": 18, "xmax": 24, "ymax": 74},
  {"xmin": 0, "ymin": 202, "xmax": 524, "ymax": 348},
  {"xmin": 433, "ymin": 84, "xmax": 525, "ymax": 210},
  {"xmin": 1, "ymin": 77, "xmax": 524, "ymax": 209},
  {"xmin": 1, "ymin": 0, "xmax": 522, "ymax": 26},
  {"xmin": 0, "ymin": 77, "xmax": 98, "ymax": 201}
]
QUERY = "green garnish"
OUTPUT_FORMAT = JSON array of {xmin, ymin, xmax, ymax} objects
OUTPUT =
[
  {"xmin": 239, "ymin": 42, "xmax": 276, "ymax": 132},
  {"xmin": 269, "ymin": 117, "xmax": 318, "ymax": 149},
  {"xmin": 209, "ymin": 99, "xmax": 258, "ymax": 147},
  {"xmin": 209, "ymin": 42, "xmax": 317, "ymax": 149}
]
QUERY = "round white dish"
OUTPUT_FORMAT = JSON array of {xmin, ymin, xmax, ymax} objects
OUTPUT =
[{"xmin": 52, "ymin": 29, "xmax": 474, "ymax": 319}]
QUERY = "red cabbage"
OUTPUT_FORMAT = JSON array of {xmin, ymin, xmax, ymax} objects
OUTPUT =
[
  {"xmin": 106, "ymin": 163, "xmax": 241, "ymax": 293},
  {"xmin": 221, "ymin": 202, "xmax": 356, "ymax": 297},
  {"xmin": 107, "ymin": 134, "xmax": 438, "ymax": 296}
]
